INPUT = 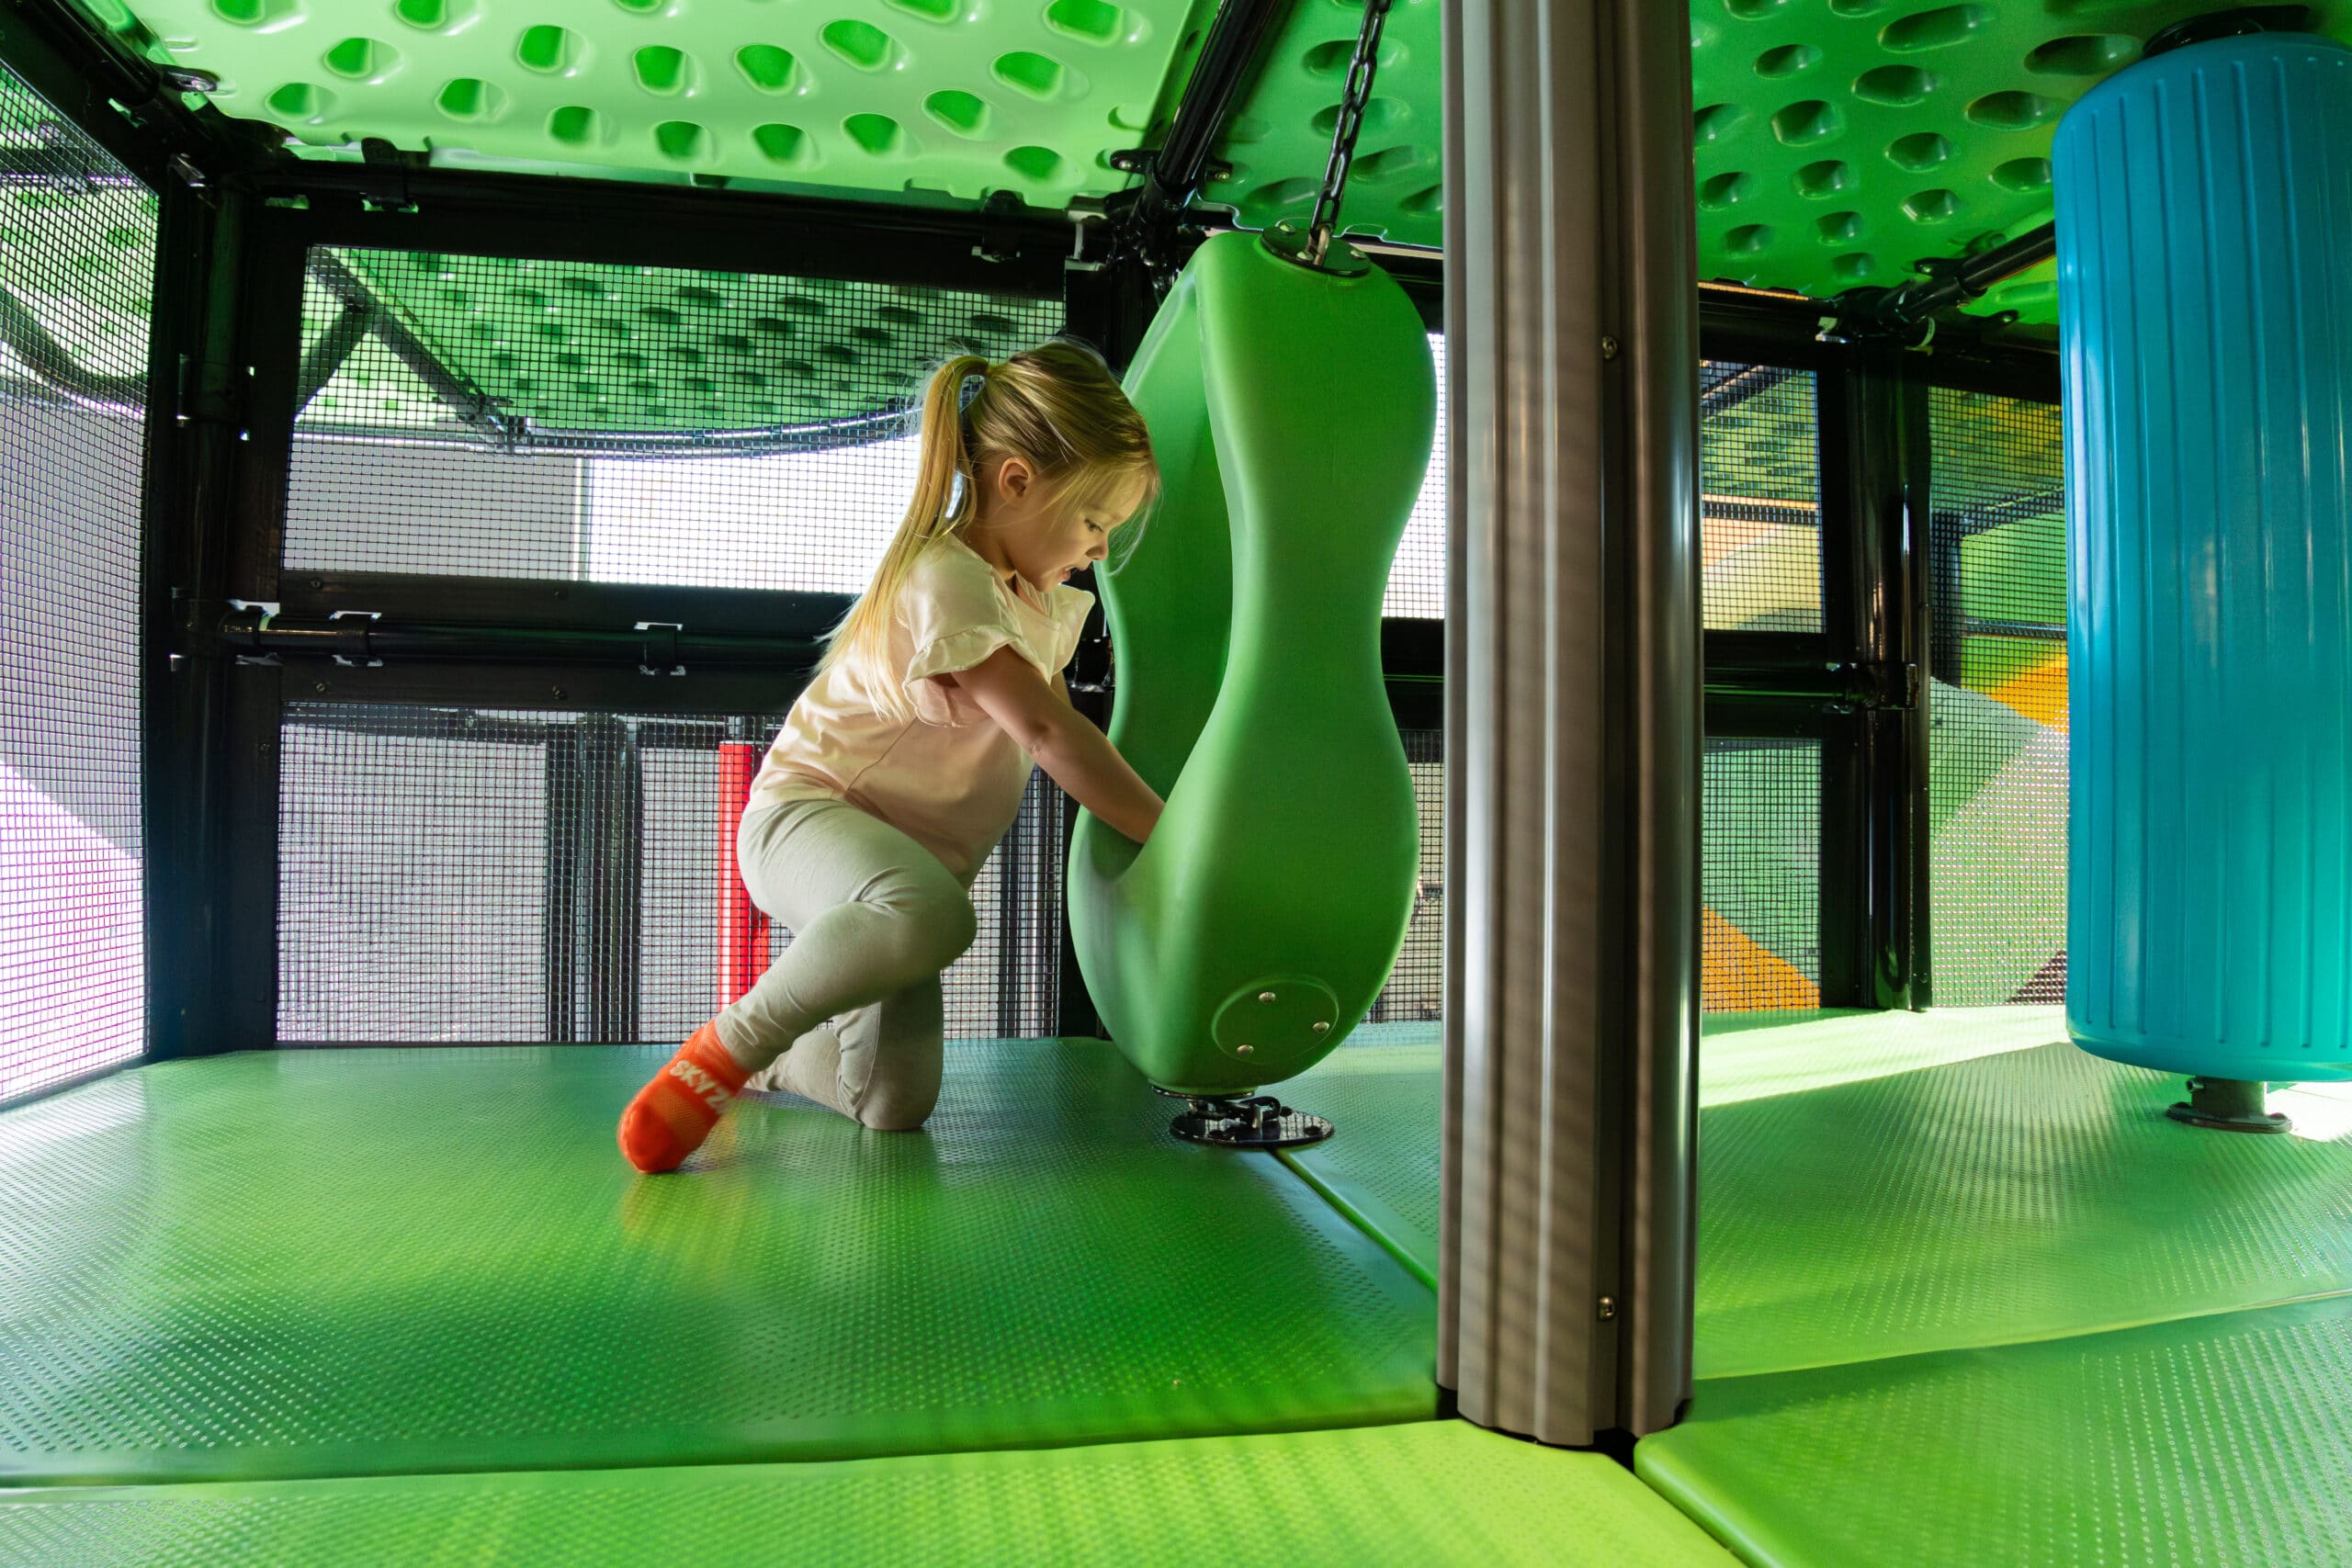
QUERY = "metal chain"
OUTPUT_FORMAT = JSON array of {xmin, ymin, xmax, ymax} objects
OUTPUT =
[{"xmin": 1305, "ymin": 0, "xmax": 1396, "ymax": 266}]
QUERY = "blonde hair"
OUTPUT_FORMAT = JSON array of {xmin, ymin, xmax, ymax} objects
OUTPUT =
[{"xmin": 819, "ymin": 338, "xmax": 1159, "ymax": 720}]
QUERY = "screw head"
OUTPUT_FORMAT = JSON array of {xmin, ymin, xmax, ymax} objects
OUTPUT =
[
  {"xmin": 311, "ymin": 681, "xmax": 327, "ymax": 694},
  {"xmin": 550, "ymin": 687, "xmax": 567, "ymax": 700},
  {"xmin": 1258, "ymin": 990, "xmax": 1276, "ymax": 1003},
  {"xmin": 1600, "ymin": 335, "xmax": 1621, "ymax": 359},
  {"xmin": 1312, "ymin": 1021, "xmax": 1329, "ymax": 1034},
  {"xmin": 1235, "ymin": 1043, "xmax": 1254, "ymax": 1056}
]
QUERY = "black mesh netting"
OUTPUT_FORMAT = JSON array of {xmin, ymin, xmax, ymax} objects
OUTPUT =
[
  {"xmin": 284, "ymin": 246, "xmax": 1069, "ymax": 592},
  {"xmin": 1365, "ymin": 728, "xmax": 1442, "ymax": 1023},
  {"xmin": 0, "ymin": 72, "xmax": 152, "ymax": 1101},
  {"xmin": 277, "ymin": 704, "xmax": 1066, "ymax": 1044},
  {"xmin": 1702, "ymin": 735, "xmax": 1822, "ymax": 1012},
  {"xmin": 1928, "ymin": 386, "xmax": 2067, "ymax": 1006},
  {"xmin": 1702, "ymin": 361, "xmax": 1821, "ymax": 634}
]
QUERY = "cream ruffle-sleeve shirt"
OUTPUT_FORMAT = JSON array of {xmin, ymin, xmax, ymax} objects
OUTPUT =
[{"xmin": 746, "ymin": 533, "xmax": 1095, "ymax": 884}]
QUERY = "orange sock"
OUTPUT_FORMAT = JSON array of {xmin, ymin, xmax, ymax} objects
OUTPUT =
[{"xmin": 618, "ymin": 1021, "xmax": 752, "ymax": 1173}]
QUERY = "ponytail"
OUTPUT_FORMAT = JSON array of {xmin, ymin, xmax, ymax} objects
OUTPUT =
[
  {"xmin": 817, "ymin": 340, "xmax": 1159, "ymax": 723},
  {"xmin": 814, "ymin": 355, "xmax": 989, "ymax": 722}
]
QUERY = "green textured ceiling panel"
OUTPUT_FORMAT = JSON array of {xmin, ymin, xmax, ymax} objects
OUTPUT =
[
  {"xmin": 76, "ymin": 0, "xmax": 1212, "ymax": 205},
  {"xmin": 0, "ymin": 1423, "xmax": 1736, "ymax": 1567},
  {"xmin": 301, "ymin": 245, "xmax": 1065, "ymax": 435},
  {"xmin": 1200, "ymin": 0, "xmax": 1443, "ymax": 246},
  {"xmin": 0, "ymin": 1040, "xmax": 1435, "ymax": 1486},
  {"xmin": 1690, "ymin": 0, "xmax": 2352, "ymax": 323}
]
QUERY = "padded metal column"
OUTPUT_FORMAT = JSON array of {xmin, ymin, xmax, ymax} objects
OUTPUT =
[{"xmin": 1440, "ymin": 0, "xmax": 1702, "ymax": 1442}]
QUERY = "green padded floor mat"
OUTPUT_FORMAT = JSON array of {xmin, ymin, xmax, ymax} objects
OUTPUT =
[
  {"xmin": 1698, "ymin": 1039, "xmax": 2352, "ymax": 1379},
  {"xmin": 1639, "ymin": 1293, "xmax": 2352, "ymax": 1568},
  {"xmin": 0, "ymin": 1041, "xmax": 1434, "ymax": 1486},
  {"xmin": 1274, "ymin": 1008, "xmax": 2065, "ymax": 1288},
  {"xmin": 1277, "ymin": 1027, "xmax": 1442, "ymax": 1290},
  {"xmin": 0, "ymin": 1421, "xmax": 1735, "ymax": 1567}
]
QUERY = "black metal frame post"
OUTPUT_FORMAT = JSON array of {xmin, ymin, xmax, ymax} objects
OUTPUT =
[
  {"xmin": 1816, "ymin": 348, "xmax": 1932, "ymax": 1009},
  {"xmin": 143, "ymin": 171, "xmax": 277, "ymax": 1061}
]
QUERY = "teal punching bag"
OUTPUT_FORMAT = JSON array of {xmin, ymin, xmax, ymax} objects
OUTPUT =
[{"xmin": 1067, "ymin": 229, "xmax": 1436, "ymax": 1145}]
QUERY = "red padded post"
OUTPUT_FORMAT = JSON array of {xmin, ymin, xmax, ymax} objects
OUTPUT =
[{"xmin": 717, "ymin": 741, "xmax": 770, "ymax": 1008}]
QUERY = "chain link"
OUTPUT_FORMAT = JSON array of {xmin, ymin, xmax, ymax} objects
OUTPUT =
[{"xmin": 1305, "ymin": 0, "xmax": 1396, "ymax": 265}]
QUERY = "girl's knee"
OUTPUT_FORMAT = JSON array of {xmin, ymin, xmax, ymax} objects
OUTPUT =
[
  {"xmin": 854, "ymin": 1094, "xmax": 933, "ymax": 1133},
  {"xmin": 873, "ymin": 881, "xmax": 976, "ymax": 974}
]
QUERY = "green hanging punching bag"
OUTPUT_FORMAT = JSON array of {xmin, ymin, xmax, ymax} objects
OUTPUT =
[{"xmin": 1067, "ymin": 229, "xmax": 1436, "ymax": 1117}]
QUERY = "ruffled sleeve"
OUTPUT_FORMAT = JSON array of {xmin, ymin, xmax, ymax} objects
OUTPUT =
[
  {"xmin": 1043, "ymin": 584, "xmax": 1097, "ymax": 676},
  {"xmin": 900, "ymin": 546, "xmax": 1023, "ymax": 728}
]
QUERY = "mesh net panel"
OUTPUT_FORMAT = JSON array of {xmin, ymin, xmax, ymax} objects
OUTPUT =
[
  {"xmin": 279, "ymin": 704, "xmax": 1064, "ymax": 1043},
  {"xmin": 1928, "ymin": 387, "xmax": 2067, "ymax": 1006},
  {"xmin": 286, "ymin": 247, "xmax": 1068, "ymax": 592},
  {"xmin": 1703, "ymin": 363, "xmax": 1821, "ymax": 633},
  {"xmin": 1383, "ymin": 333, "xmax": 1448, "ymax": 619},
  {"xmin": 0, "ymin": 74, "xmax": 152, "ymax": 1101},
  {"xmin": 1702, "ymin": 736, "xmax": 1822, "ymax": 1012},
  {"xmin": 1366, "ymin": 728, "xmax": 1443, "ymax": 1022}
]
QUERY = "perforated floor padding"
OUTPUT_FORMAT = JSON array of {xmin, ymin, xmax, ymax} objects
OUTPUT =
[
  {"xmin": 0, "ymin": 1040, "xmax": 1435, "ymax": 1486},
  {"xmin": 0, "ymin": 1421, "xmax": 1736, "ymax": 1567},
  {"xmin": 1278, "ymin": 1027, "xmax": 1442, "ymax": 1288},
  {"xmin": 1274, "ymin": 1008, "xmax": 2071, "ymax": 1288},
  {"xmin": 1698, "ymin": 1039, "xmax": 2352, "ymax": 1379},
  {"xmin": 1639, "ymin": 1293, "xmax": 2352, "ymax": 1568}
]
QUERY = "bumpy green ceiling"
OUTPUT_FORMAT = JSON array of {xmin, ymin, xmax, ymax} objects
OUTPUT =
[
  {"xmin": 300, "ymin": 247, "xmax": 1066, "ymax": 435},
  {"xmin": 1690, "ymin": 0, "xmax": 2352, "ymax": 321},
  {"xmin": 51, "ymin": 0, "xmax": 2352, "ymax": 328}
]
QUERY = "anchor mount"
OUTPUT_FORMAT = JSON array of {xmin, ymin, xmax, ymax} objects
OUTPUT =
[{"xmin": 1153, "ymin": 1085, "xmax": 1334, "ymax": 1149}]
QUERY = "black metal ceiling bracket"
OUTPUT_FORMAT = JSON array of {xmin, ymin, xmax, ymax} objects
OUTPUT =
[
  {"xmin": 1822, "ymin": 222, "xmax": 2056, "ymax": 346},
  {"xmin": 1111, "ymin": 0, "xmax": 1296, "ymax": 276}
]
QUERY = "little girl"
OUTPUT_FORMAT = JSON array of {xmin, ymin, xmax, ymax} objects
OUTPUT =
[{"xmin": 618, "ymin": 341, "xmax": 1165, "ymax": 1172}]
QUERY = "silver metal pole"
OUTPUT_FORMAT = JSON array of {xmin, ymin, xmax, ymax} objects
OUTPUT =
[{"xmin": 1440, "ymin": 0, "xmax": 1701, "ymax": 1444}]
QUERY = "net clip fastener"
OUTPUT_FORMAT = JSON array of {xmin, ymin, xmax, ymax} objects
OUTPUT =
[
  {"xmin": 636, "ymin": 622, "xmax": 684, "ymax": 677},
  {"xmin": 328, "ymin": 609, "xmax": 381, "ymax": 668}
]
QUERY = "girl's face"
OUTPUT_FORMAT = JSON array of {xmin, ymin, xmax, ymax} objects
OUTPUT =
[{"xmin": 978, "ymin": 458, "xmax": 1147, "ymax": 590}]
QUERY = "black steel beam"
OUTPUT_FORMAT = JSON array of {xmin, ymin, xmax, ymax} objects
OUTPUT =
[
  {"xmin": 281, "ymin": 572, "xmax": 853, "ymax": 643},
  {"xmin": 1127, "ymin": 0, "xmax": 1295, "ymax": 238},
  {"xmin": 222, "ymin": 611, "xmax": 824, "ymax": 672},
  {"xmin": 0, "ymin": 0, "xmax": 258, "ymax": 187},
  {"xmin": 271, "ymin": 162, "xmax": 1072, "ymax": 301},
  {"xmin": 1870, "ymin": 224, "xmax": 2057, "ymax": 332},
  {"xmin": 1815, "ymin": 348, "xmax": 1933, "ymax": 1010},
  {"xmin": 144, "ymin": 170, "xmax": 258, "ymax": 1060}
]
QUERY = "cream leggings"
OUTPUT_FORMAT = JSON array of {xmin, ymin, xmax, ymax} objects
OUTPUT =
[{"xmin": 714, "ymin": 796, "xmax": 978, "ymax": 1132}]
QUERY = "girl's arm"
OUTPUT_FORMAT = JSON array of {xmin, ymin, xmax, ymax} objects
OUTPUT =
[{"xmin": 940, "ymin": 648, "xmax": 1164, "ymax": 844}]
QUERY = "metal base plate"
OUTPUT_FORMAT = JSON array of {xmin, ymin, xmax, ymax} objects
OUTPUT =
[
  {"xmin": 2166, "ymin": 1076, "xmax": 2291, "ymax": 1134},
  {"xmin": 1154, "ymin": 1086, "xmax": 1335, "ymax": 1149}
]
